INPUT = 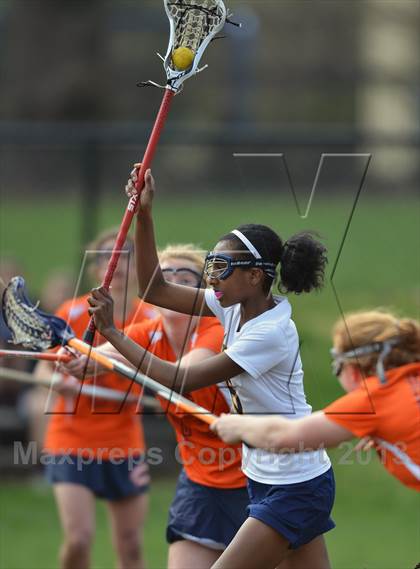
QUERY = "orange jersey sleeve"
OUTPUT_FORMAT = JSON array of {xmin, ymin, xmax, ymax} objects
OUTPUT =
[
  {"xmin": 325, "ymin": 363, "xmax": 420, "ymax": 491},
  {"xmin": 324, "ymin": 382, "xmax": 379, "ymax": 439}
]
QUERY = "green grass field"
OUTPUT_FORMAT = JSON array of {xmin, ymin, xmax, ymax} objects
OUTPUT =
[
  {"xmin": 1, "ymin": 193, "xmax": 419, "ymax": 312},
  {"xmin": 0, "ymin": 193, "xmax": 419, "ymax": 568},
  {"xmin": 1, "ymin": 459, "xmax": 419, "ymax": 569}
]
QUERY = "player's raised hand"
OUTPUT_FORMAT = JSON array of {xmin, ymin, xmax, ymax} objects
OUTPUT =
[
  {"xmin": 125, "ymin": 163, "xmax": 156, "ymax": 217},
  {"xmin": 125, "ymin": 162, "xmax": 155, "ymax": 204},
  {"xmin": 125, "ymin": 162, "xmax": 142, "ymax": 198},
  {"xmin": 138, "ymin": 168, "xmax": 156, "ymax": 215},
  {"xmin": 87, "ymin": 286, "xmax": 116, "ymax": 337}
]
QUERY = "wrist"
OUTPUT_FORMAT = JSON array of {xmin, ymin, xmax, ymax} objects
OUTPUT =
[
  {"xmin": 101, "ymin": 325, "xmax": 119, "ymax": 342},
  {"xmin": 137, "ymin": 209, "xmax": 152, "ymax": 222}
]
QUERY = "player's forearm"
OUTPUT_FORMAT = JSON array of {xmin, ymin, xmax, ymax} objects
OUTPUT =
[
  {"xmin": 242, "ymin": 416, "xmax": 328, "ymax": 451},
  {"xmin": 247, "ymin": 413, "xmax": 353, "ymax": 451},
  {"xmin": 213, "ymin": 415, "xmax": 303, "ymax": 450},
  {"xmin": 103, "ymin": 326, "xmax": 211, "ymax": 392},
  {"xmin": 214, "ymin": 412, "xmax": 353, "ymax": 451},
  {"xmin": 241, "ymin": 417, "xmax": 295, "ymax": 449},
  {"xmin": 135, "ymin": 212, "xmax": 165, "ymax": 301},
  {"xmin": 97, "ymin": 347, "xmax": 131, "ymax": 370}
]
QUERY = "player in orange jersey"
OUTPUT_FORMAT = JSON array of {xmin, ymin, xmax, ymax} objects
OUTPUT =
[
  {"xmin": 63, "ymin": 244, "xmax": 249, "ymax": 569},
  {"xmin": 213, "ymin": 310, "xmax": 420, "ymax": 492},
  {"xmin": 37, "ymin": 228, "xmax": 157, "ymax": 569}
]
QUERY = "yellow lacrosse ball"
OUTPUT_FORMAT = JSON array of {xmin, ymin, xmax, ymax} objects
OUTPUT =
[{"xmin": 172, "ymin": 47, "xmax": 195, "ymax": 71}]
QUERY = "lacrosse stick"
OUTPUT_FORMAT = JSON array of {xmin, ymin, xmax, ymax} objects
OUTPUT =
[
  {"xmin": 83, "ymin": 0, "xmax": 228, "ymax": 344},
  {"xmin": 0, "ymin": 366, "xmax": 143, "ymax": 403},
  {"xmin": 0, "ymin": 366, "xmax": 159, "ymax": 408},
  {"xmin": 3, "ymin": 277, "xmax": 216, "ymax": 425},
  {"xmin": 0, "ymin": 349, "xmax": 72, "ymax": 363}
]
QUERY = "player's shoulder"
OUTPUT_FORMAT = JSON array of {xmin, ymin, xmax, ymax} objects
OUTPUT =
[
  {"xmin": 130, "ymin": 298, "xmax": 159, "ymax": 322},
  {"xmin": 269, "ymin": 296, "xmax": 293, "ymax": 326},
  {"xmin": 243, "ymin": 307, "xmax": 289, "ymax": 341},
  {"xmin": 386, "ymin": 363, "xmax": 420, "ymax": 384},
  {"xmin": 324, "ymin": 384, "xmax": 373, "ymax": 415},
  {"xmin": 126, "ymin": 316, "xmax": 164, "ymax": 339},
  {"xmin": 358, "ymin": 371, "xmax": 405, "ymax": 400},
  {"xmin": 197, "ymin": 315, "xmax": 224, "ymax": 333},
  {"xmin": 242, "ymin": 297, "xmax": 292, "ymax": 332}
]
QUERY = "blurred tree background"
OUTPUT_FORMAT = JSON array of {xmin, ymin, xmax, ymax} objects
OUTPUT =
[{"xmin": 0, "ymin": 0, "xmax": 418, "ymax": 199}]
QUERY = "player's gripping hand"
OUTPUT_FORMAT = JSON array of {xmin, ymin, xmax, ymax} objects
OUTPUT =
[
  {"xmin": 125, "ymin": 163, "xmax": 156, "ymax": 215},
  {"xmin": 125, "ymin": 163, "xmax": 141, "ymax": 198},
  {"xmin": 87, "ymin": 286, "xmax": 116, "ymax": 337},
  {"xmin": 58, "ymin": 348, "xmax": 96, "ymax": 379},
  {"xmin": 210, "ymin": 413, "xmax": 245, "ymax": 444},
  {"xmin": 52, "ymin": 374, "xmax": 81, "ymax": 397}
]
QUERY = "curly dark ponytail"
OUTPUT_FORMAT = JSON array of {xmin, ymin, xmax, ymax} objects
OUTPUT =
[
  {"xmin": 220, "ymin": 225, "xmax": 327, "ymax": 295},
  {"xmin": 280, "ymin": 232, "xmax": 327, "ymax": 294}
]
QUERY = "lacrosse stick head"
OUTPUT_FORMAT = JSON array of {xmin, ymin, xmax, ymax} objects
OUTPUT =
[
  {"xmin": 2, "ymin": 276, "xmax": 74, "ymax": 350},
  {"xmin": 163, "ymin": 0, "xmax": 227, "ymax": 91}
]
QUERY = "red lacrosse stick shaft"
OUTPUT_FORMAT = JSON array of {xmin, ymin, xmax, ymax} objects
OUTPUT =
[
  {"xmin": 84, "ymin": 87, "xmax": 175, "ymax": 344},
  {"xmin": 0, "ymin": 349, "xmax": 72, "ymax": 363}
]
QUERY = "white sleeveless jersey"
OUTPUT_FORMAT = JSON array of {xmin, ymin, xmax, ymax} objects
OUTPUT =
[{"xmin": 205, "ymin": 288, "xmax": 331, "ymax": 485}]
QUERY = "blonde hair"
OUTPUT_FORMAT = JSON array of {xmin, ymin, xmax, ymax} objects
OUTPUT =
[
  {"xmin": 158, "ymin": 243, "xmax": 205, "ymax": 273},
  {"xmin": 333, "ymin": 309, "xmax": 420, "ymax": 375}
]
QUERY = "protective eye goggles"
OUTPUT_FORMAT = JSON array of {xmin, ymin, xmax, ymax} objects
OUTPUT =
[
  {"xmin": 204, "ymin": 253, "xmax": 276, "ymax": 281},
  {"xmin": 162, "ymin": 267, "xmax": 204, "ymax": 288},
  {"xmin": 330, "ymin": 357, "xmax": 345, "ymax": 378},
  {"xmin": 330, "ymin": 337, "xmax": 400, "ymax": 383}
]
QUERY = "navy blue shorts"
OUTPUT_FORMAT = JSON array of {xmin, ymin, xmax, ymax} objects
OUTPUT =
[
  {"xmin": 44, "ymin": 455, "xmax": 149, "ymax": 501},
  {"xmin": 167, "ymin": 470, "xmax": 249, "ymax": 550},
  {"xmin": 247, "ymin": 467, "xmax": 335, "ymax": 550}
]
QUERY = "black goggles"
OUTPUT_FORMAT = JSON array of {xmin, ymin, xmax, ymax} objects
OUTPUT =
[
  {"xmin": 204, "ymin": 253, "xmax": 276, "ymax": 281},
  {"xmin": 162, "ymin": 267, "xmax": 204, "ymax": 288}
]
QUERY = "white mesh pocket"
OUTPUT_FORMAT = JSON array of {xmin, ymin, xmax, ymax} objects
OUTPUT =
[
  {"xmin": 163, "ymin": 0, "xmax": 227, "ymax": 91},
  {"xmin": 3, "ymin": 277, "xmax": 52, "ymax": 349},
  {"xmin": 167, "ymin": 0, "xmax": 223, "ymax": 52}
]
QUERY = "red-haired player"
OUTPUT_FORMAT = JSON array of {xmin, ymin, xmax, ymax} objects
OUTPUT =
[{"xmin": 213, "ymin": 310, "xmax": 420, "ymax": 492}]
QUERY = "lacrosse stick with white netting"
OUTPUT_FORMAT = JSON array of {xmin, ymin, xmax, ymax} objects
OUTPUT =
[
  {"xmin": 160, "ymin": 0, "xmax": 229, "ymax": 92},
  {"xmin": 83, "ymin": 0, "xmax": 231, "ymax": 344},
  {"xmin": 3, "ymin": 277, "xmax": 216, "ymax": 424}
]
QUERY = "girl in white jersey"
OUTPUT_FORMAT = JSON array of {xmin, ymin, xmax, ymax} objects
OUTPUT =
[{"xmin": 87, "ymin": 168, "xmax": 334, "ymax": 569}]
